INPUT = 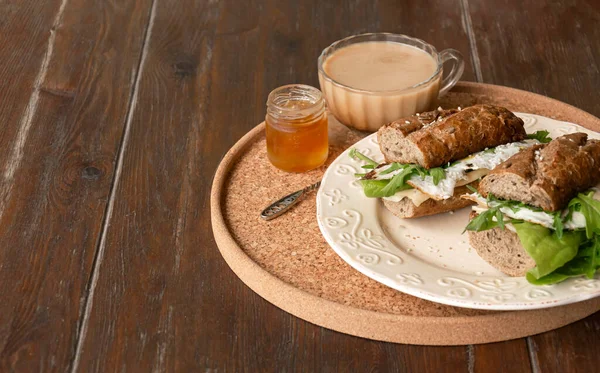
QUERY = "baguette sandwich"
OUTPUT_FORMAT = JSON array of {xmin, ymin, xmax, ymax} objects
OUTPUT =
[
  {"xmin": 350, "ymin": 104, "xmax": 548, "ymax": 219},
  {"xmin": 463, "ymin": 133, "xmax": 600, "ymax": 284}
]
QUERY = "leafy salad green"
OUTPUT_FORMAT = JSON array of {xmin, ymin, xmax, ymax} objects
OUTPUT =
[
  {"xmin": 465, "ymin": 190, "xmax": 600, "ymax": 285},
  {"xmin": 348, "ymin": 149, "xmax": 446, "ymax": 198},
  {"xmin": 463, "ymin": 187, "xmax": 562, "ymax": 233},
  {"xmin": 526, "ymin": 129, "xmax": 552, "ymax": 143},
  {"xmin": 526, "ymin": 192, "xmax": 600, "ymax": 284}
]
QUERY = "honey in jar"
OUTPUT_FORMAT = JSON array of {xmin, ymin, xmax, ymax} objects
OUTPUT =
[{"xmin": 265, "ymin": 84, "xmax": 328, "ymax": 172}]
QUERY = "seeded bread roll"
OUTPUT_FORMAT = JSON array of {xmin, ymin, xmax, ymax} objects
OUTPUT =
[
  {"xmin": 377, "ymin": 105, "xmax": 526, "ymax": 169},
  {"xmin": 479, "ymin": 133, "xmax": 600, "ymax": 211},
  {"xmin": 382, "ymin": 184, "xmax": 475, "ymax": 219},
  {"xmin": 467, "ymin": 212, "xmax": 535, "ymax": 277}
]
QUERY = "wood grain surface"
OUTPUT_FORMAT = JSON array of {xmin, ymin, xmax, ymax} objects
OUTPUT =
[
  {"xmin": 0, "ymin": 0, "xmax": 153, "ymax": 371},
  {"xmin": 467, "ymin": 0, "xmax": 600, "ymax": 371},
  {"xmin": 0, "ymin": 0, "xmax": 597, "ymax": 371},
  {"xmin": 468, "ymin": 0, "xmax": 600, "ymax": 115}
]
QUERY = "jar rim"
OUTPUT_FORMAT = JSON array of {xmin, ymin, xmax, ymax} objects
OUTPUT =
[{"xmin": 267, "ymin": 84, "xmax": 325, "ymax": 120}]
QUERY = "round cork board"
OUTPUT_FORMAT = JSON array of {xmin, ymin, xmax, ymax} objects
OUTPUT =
[{"xmin": 211, "ymin": 82, "xmax": 600, "ymax": 345}]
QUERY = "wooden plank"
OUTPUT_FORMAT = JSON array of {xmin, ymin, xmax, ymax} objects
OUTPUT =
[
  {"xmin": 0, "ymin": 0, "xmax": 64, "ymax": 173},
  {"xmin": 314, "ymin": 328, "xmax": 470, "ymax": 372},
  {"xmin": 0, "ymin": 0, "xmax": 153, "ymax": 371},
  {"xmin": 472, "ymin": 340, "xmax": 532, "ymax": 372},
  {"xmin": 528, "ymin": 312, "xmax": 600, "ymax": 373},
  {"xmin": 466, "ymin": 0, "xmax": 600, "ymax": 371},
  {"xmin": 72, "ymin": 0, "xmax": 478, "ymax": 371},
  {"xmin": 466, "ymin": 0, "xmax": 600, "ymax": 116}
]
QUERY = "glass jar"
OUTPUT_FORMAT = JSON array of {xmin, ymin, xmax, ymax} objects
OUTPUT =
[{"xmin": 265, "ymin": 84, "xmax": 328, "ymax": 172}]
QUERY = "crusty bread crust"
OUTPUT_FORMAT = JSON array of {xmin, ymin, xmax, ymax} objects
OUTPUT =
[
  {"xmin": 467, "ymin": 212, "xmax": 535, "ymax": 277},
  {"xmin": 377, "ymin": 105, "xmax": 526, "ymax": 169},
  {"xmin": 382, "ymin": 185, "xmax": 475, "ymax": 219},
  {"xmin": 480, "ymin": 133, "xmax": 600, "ymax": 211}
]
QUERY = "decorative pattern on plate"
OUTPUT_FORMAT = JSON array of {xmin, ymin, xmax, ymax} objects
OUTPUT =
[
  {"xmin": 334, "ymin": 210, "xmax": 402, "ymax": 265},
  {"xmin": 526, "ymin": 289, "xmax": 553, "ymax": 300},
  {"xmin": 437, "ymin": 278, "xmax": 523, "ymax": 303},
  {"xmin": 323, "ymin": 189, "xmax": 348, "ymax": 206},
  {"xmin": 571, "ymin": 279, "xmax": 600, "ymax": 291},
  {"xmin": 348, "ymin": 179, "xmax": 363, "ymax": 189},
  {"xmin": 520, "ymin": 113, "xmax": 537, "ymax": 128},
  {"xmin": 396, "ymin": 273, "xmax": 424, "ymax": 286},
  {"xmin": 357, "ymin": 253, "xmax": 380, "ymax": 265},
  {"xmin": 557, "ymin": 124, "xmax": 581, "ymax": 135},
  {"xmin": 324, "ymin": 217, "xmax": 347, "ymax": 229},
  {"xmin": 334, "ymin": 164, "xmax": 357, "ymax": 176},
  {"xmin": 316, "ymin": 113, "xmax": 600, "ymax": 310}
]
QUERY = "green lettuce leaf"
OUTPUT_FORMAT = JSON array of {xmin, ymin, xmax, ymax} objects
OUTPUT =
[
  {"xmin": 380, "ymin": 166, "xmax": 417, "ymax": 197},
  {"xmin": 526, "ymin": 272, "xmax": 570, "ymax": 285},
  {"xmin": 495, "ymin": 209, "xmax": 505, "ymax": 230},
  {"xmin": 586, "ymin": 238, "xmax": 600, "ymax": 278},
  {"xmin": 526, "ymin": 130, "xmax": 552, "ymax": 143},
  {"xmin": 526, "ymin": 248, "xmax": 600, "ymax": 285},
  {"xmin": 349, "ymin": 149, "xmax": 450, "ymax": 198},
  {"xmin": 348, "ymin": 148, "xmax": 378, "ymax": 166},
  {"xmin": 359, "ymin": 180, "xmax": 393, "ymax": 198},
  {"xmin": 357, "ymin": 168, "xmax": 416, "ymax": 198},
  {"xmin": 569, "ymin": 192, "xmax": 600, "ymax": 238},
  {"xmin": 521, "ymin": 192, "xmax": 600, "ymax": 285},
  {"xmin": 378, "ymin": 162, "xmax": 403, "ymax": 175},
  {"xmin": 552, "ymin": 212, "xmax": 564, "ymax": 239},
  {"xmin": 463, "ymin": 208, "xmax": 501, "ymax": 232},
  {"xmin": 464, "ymin": 191, "xmax": 600, "ymax": 285},
  {"xmin": 513, "ymin": 222, "xmax": 586, "ymax": 279},
  {"xmin": 429, "ymin": 167, "xmax": 445, "ymax": 186},
  {"xmin": 359, "ymin": 176, "xmax": 413, "ymax": 198}
]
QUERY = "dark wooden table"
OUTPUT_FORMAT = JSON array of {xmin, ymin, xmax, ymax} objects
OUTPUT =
[{"xmin": 1, "ymin": 0, "xmax": 599, "ymax": 371}]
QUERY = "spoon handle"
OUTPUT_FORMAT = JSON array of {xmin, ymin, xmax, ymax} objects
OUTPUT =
[{"xmin": 260, "ymin": 181, "xmax": 321, "ymax": 221}]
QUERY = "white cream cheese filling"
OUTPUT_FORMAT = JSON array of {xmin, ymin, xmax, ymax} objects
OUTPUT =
[
  {"xmin": 466, "ymin": 193, "xmax": 592, "ymax": 230},
  {"xmin": 374, "ymin": 140, "xmax": 540, "ymax": 204}
]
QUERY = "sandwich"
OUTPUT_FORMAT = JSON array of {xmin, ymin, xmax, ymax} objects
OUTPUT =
[
  {"xmin": 349, "ymin": 104, "xmax": 550, "ymax": 218},
  {"xmin": 464, "ymin": 133, "xmax": 600, "ymax": 284}
]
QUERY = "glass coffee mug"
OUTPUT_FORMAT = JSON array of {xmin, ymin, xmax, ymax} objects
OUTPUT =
[{"xmin": 318, "ymin": 33, "xmax": 464, "ymax": 132}]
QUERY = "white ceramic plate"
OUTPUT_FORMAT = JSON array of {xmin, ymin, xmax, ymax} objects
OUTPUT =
[{"xmin": 316, "ymin": 113, "xmax": 600, "ymax": 310}]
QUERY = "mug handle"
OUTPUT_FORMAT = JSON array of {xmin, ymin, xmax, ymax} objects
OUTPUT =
[{"xmin": 438, "ymin": 49, "xmax": 465, "ymax": 97}]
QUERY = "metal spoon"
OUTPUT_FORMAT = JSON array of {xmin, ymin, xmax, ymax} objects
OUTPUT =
[{"xmin": 260, "ymin": 181, "xmax": 321, "ymax": 221}]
